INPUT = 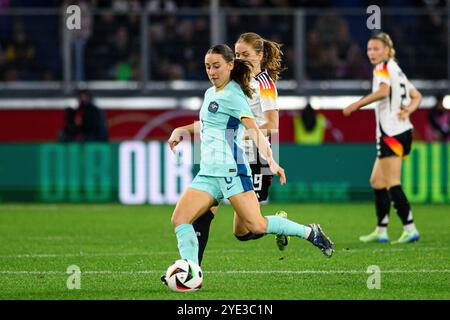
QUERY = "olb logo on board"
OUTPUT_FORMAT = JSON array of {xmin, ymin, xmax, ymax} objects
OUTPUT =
[{"xmin": 119, "ymin": 141, "xmax": 193, "ymax": 204}]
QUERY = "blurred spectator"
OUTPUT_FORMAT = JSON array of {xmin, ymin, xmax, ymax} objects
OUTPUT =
[
  {"xmin": 110, "ymin": 0, "xmax": 142, "ymax": 12},
  {"xmin": 0, "ymin": 43, "xmax": 5, "ymax": 77},
  {"xmin": 334, "ymin": 22, "xmax": 370, "ymax": 79},
  {"xmin": 227, "ymin": 14, "xmax": 243, "ymax": 43},
  {"xmin": 59, "ymin": 108, "xmax": 79, "ymax": 142},
  {"xmin": 314, "ymin": 10, "xmax": 344, "ymax": 47},
  {"xmin": 4, "ymin": 23, "xmax": 36, "ymax": 80},
  {"xmin": 109, "ymin": 26, "xmax": 134, "ymax": 80},
  {"xmin": 59, "ymin": 89, "xmax": 109, "ymax": 142},
  {"xmin": 315, "ymin": 45, "xmax": 341, "ymax": 79},
  {"xmin": 293, "ymin": 103, "xmax": 326, "ymax": 144},
  {"xmin": 293, "ymin": 103, "xmax": 343, "ymax": 144},
  {"xmin": 147, "ymin": 0, "xmax": 177, "ymax": 11},
  {"xmin": 0, "ymin": 0, "xmax": 12, "ymax": 42},
  {"xmin": 0, "ymin": 0, "xmax": 10, "ymax": 9},
  {"xmin": 411, "ymin": 0, "xmax": 447, "ymax": 8},
  {"xmin": 342, "ymin": 48, "xmax": 371, "ymax": 79},
  {"xmin": 307, "ymin": 10, "xmax": 368, "ymax": 80},
  {"xmin": 222, "ymin": 0, "xmax": 331, "ymax": 7},
  {"xmin": 426, "ymin": 95, "xmax": 450, "ymax": 142},
  {"xmin": 0, "ymin": 0, "xmax": 446, "ymax": 82},
  {"xmin": 85, "ymin": 12, "xmax": 116, "ymax": 79},
  {"xmin": 149, "ymin": 14, "xmax": 201, "ymax": 80},
  {"xmin": 0, "ymin": 43, "xmax": 15, "ymax": 82},
  {"xmin": 416, "ymin": 9, "xmax": 448, "ymax": 79}
]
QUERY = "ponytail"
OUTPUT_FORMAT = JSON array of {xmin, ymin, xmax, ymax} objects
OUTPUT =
[
  {"xmin": 261, "ymin": 39, "xmax": 286, "ymax": 81},
  {"xmin": 231, "ymin": 59, "xmax": 254, "ymax": 99}
]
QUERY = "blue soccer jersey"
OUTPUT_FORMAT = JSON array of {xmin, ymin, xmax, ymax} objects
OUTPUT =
[{"xmin": 198, "ymin": 80, "xmax": 254, "ymax": 177}]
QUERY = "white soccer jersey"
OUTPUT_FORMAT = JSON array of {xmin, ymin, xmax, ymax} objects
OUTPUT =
[
  {"xmin": 244, "ymin": 70, "xmax": 279, "ymax": 163},
  {"xmin": 248, "ymin": 70, "xmax": 279, "ymax": 126},
  {"xmin": 372, "ymin": 59, "xmax": 414, "ymax": 138}
]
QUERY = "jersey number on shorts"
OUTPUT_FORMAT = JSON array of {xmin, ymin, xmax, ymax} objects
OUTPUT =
[{"xmin": 253, "ymin": 174, "xmax": 263, "ymax": 191}]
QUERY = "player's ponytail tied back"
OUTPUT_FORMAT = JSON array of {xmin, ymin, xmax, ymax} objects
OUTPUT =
[
  {"xmin": 261, "ymin": 38, "xmax": 286, "ymax": 82},
  {"xmin": 371, "ymin": 32, "xmax": 396, "ymax": 60},
  {"xmin": 232, "ymin": 58, "xmax": 255, "ymax": 99}
]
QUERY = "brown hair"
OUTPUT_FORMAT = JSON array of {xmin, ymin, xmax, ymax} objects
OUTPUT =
[
  {"xmin": 370, "ymin": 32, "xmax": 396, "ymax": 60},
  {"xmin": 207, "ymin": 44, "xmax": 254, "ymax": 99},
  {"xmin": 236, "ymin": 32, "xmax": 286, "ymax": 81}
]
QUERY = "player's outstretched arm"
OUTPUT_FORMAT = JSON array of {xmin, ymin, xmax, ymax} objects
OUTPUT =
[
  {"xmin": 168, "ymin": 121, "xmax": 199, "ymax": 152},
  {"xmin": 243, "ymin": 110, "xmax": 279, "ymax": 139},
  {"xmin": 241, "ymin": 117, "xmax": 286, "ymax": 185},
  {"xmin": 398, "ymin": 86, "xmax": 422, "ymax": 121},
  {"xmin": 258, "ymin": 109, "xmax": 279, "ymax": 134},
  {"xmin": 343, "ymin": 83, "xmax": 390, "ymax": 116}
]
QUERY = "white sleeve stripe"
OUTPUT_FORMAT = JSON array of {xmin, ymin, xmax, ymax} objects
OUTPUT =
[
  {"xmin": 257, "ymin": 79, "xmax": 267, "ymax": 90},
  {"xmin": 262, "ymin": 74, "xmax": 272, "ymax": 89},
  {"xmin": 255, "ymin": 74, "xmax": 268, "ymax": 90}
]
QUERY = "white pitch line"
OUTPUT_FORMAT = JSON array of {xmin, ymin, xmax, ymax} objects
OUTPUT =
[
  {"xmin": 0, "ymin": 246, "xmax": 445, "ymax": 259},
  {"xmin": 0, "ymin": 249, "xmax": 247, "ymax": 259},
  {"xmin": 0, "ymin": 269, "xmax": 449, "ymax": 276}
]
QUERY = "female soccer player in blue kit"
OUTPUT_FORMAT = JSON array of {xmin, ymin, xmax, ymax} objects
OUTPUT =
[
  {"xmin": 191, "ymin": 32, "xmax": 289, "ymax": 265},
  {"xmin": 164, "ymin": 44, "xmax": 333, "ymax": 284}
]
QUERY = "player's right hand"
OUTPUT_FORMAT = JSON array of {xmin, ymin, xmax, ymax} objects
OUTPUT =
[
  {"xmin": 343, "ymin": 103, "xmax": 358, "ymax": 117},
  {"xmin": 168, "ymin": 130, "xmax": 183, "ymax": 153}
]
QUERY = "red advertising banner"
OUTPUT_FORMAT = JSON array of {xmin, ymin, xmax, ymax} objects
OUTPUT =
[{"xmin": 0, "ymin": 109, "xmax": 431, "ymax": 143}]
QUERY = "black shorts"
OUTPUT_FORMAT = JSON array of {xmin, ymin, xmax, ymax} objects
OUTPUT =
[
  {"xmin": 250, "ymin": 158, "xmax": 273, "ymax": 202},
  {"xmin": 377, "ymin": 129, "xmax": 413, "ymax": 159}
]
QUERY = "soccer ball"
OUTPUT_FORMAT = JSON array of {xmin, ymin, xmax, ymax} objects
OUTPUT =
[{"xmin": 165, "ymin": 259, "xmax": 203, "ymax": 292}]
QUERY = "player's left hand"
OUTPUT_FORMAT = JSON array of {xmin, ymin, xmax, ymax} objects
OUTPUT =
[
  {"xmin": 268, "ymin": 160, "xmax": 286, "ymax": 185},
  {"xmin": 397, "ymin": 106, "xmax": 411, "ymax": 121}
]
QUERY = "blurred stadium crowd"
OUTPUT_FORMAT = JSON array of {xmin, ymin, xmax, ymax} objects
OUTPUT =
[{"xmin": 0, "ymin": 0, "xmax": 448, "ymax": 82}]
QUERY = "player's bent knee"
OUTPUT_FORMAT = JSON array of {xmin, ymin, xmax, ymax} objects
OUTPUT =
[
  {"xmin": 171, "ymin": 213, "xmax": 189, "ymax": 229},
  {"xmin": 210, "ymin": 206, "xmax": 219, "ymax": 215},
  {"xmin": 234, "ymin": 232, "xmax": 264, "ymax": 241},
  {"xmin": 234, "ymin": 233, "xmax": 253, "ymax": 241},
  {"xmin": 370, "ymin": 177, "xmax": 386, "ymax": 189},
  {"xmin": 247, "ymin": 222, "xmax": 267, "ymax": 235}
]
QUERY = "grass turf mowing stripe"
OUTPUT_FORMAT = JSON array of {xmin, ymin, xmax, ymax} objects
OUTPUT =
[
  {"xmin": 0, "ymin": 246, "xmax": 445, "ymax": 259},
  {"xmin": 1, "ymin": 269, "xmax": 449, "ymax": 275}
]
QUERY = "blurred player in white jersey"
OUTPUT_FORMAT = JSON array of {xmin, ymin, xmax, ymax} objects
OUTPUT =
[
  {"xmin": 343, "ymin": 32, "xmax": 422, "ymax": 244},
  {"xmin": 234, "ymin": 32, "xmax": 289, "ymax": 252}
]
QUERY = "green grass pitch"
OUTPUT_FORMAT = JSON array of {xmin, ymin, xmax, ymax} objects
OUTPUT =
[{"xmin": 0, "ymin": 203, "xmax": 449, "ymax": 300}]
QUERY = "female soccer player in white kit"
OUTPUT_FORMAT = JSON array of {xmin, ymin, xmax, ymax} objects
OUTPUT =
[{"xmin": 343, "ymin": 32, "xmax": 422, "ymax": 244}]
